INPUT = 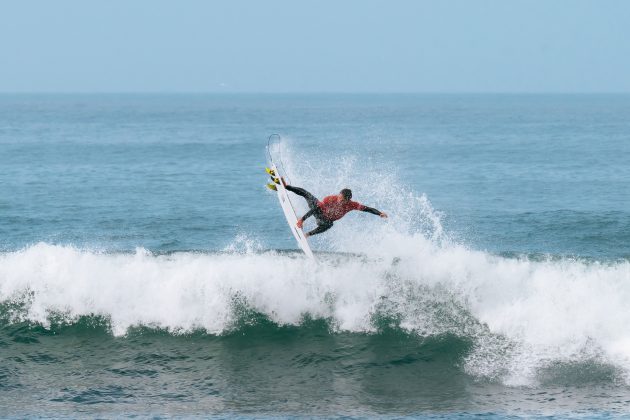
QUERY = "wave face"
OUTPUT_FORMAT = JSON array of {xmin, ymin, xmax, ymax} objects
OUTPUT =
[{"xmin": 2, "ymin": 240, "xmax": 630, "ymax": 388}]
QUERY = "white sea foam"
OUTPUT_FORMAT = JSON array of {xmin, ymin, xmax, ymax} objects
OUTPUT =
[{"xmin": 1, "ymin": 237, "xmax": 630, "ymax": 386}]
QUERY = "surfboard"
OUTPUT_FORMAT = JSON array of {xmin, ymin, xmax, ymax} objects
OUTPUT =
[{"xmin": 268, "ymin": 163, "xmax": 315, "ymax": 259}]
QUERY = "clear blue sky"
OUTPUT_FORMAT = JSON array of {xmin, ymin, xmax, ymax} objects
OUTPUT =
[{"xmin": 2, "ymin": 0, "xmax": 630, "ymax": 93}]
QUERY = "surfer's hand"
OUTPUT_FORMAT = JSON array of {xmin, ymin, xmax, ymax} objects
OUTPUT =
[
  {"xmin": 296, "ymin": 219, "xmax": 304, "ymax": 229},
  {"xmin": 380, "ymin": 212, "xmax": 388, "ymax": 219}
]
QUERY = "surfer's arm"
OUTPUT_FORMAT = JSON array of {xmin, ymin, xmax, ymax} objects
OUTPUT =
[
  {"xmin": 297, "ymin": 208, "xmax": 315, "ymax": 228},
  {"xmin": 301, "ymin": 208, "xmax": 315, "ymax": 221},
  {"xmin": 360, "ymin": 206, "xmax": 388, "ymax": 218}
]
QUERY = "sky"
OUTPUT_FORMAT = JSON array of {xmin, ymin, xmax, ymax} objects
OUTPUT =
[{"xmin": 1, "ymin": 0, "xmax": 630, "ymax": 93}]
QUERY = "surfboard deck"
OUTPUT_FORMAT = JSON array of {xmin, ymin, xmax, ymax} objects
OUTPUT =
[{"xmin": 268, "ymin": 164, "xmax": 315, "ymax": 259}]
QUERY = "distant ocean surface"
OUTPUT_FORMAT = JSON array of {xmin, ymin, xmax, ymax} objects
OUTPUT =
[{"xmin": 1, "ymin": 94, "xmax": 630, "ymax": 418}]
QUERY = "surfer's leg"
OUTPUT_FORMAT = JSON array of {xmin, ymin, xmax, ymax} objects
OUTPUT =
[
  {"xmin": 306, "ymin": 220, "xmax": 334, "ymax": 237},
  {"xmin": 285, "ymin": 186, "xmax": 320, "ymax": 210}
]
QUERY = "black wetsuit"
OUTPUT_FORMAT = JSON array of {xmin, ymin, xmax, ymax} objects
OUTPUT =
[
  {"xmin": 286, "ymin": 185, "xmax": 382, "ymax": 236},
  {"xmin": 285, "ymin": 186, "xmax": 334, "ymax": 236}
]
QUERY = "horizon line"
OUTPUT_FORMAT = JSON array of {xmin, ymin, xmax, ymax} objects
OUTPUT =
[{"xmin": 1, "ymin": 91, "xmax": 630, "ymax": 95}]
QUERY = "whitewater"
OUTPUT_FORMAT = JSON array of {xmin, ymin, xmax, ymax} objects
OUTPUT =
[{"xmin": 3, "ymin": 229, "xmax": 630, "ymax": 389}]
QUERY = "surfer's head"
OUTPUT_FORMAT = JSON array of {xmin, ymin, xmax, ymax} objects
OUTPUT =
[{"xmin": 340, "ymin": 188, "xmax": 352, "ymax": 201}]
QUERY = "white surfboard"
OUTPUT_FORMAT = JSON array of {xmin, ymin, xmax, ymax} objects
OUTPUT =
[{"xmin": 269, "ymin": 163, "xmax": 315, "ymax": 259}]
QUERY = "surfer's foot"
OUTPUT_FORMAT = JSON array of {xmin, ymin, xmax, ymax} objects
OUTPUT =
[{"xmin": 266, "ymin": 183, "xmax": 277, "ymax": 191}]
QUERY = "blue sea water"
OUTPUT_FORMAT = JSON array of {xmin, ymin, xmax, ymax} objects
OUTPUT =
[{"xmin": 1, "ymin": 94, "xmax": 630, "ymax": 417}]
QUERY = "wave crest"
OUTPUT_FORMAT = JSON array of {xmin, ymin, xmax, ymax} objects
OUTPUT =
[{"xmin": 2, "ymin": 240, "xmax": 630, "ymax": 386}]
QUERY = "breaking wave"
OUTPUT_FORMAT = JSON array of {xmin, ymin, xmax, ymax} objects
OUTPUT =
[{"xmin": 2, "ymin": 236, "xmax": 630, "ymax": 387}]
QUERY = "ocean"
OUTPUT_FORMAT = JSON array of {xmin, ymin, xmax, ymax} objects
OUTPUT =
[{"xmin": 1, "ymin": 93, "xmax": 629, "ymax": 418}]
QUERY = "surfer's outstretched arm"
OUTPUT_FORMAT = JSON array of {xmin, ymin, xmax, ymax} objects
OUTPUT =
[{"xmin": 361, "ymin": 205, "xmax": 388, "ymax": 218}]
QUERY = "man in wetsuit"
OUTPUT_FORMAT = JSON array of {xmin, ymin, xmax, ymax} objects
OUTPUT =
[{"xmin": 285, "ymin": 184, "xmax": 388, "ymax": 237}]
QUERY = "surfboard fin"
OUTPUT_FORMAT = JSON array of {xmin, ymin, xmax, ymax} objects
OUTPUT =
[
  {"xmin": 265, "ymin": 167, "xmax": 276, "ymax": 177},
  {"xmin": 266, "ymin": 183, "xmax": 277, "ymax": 191}
]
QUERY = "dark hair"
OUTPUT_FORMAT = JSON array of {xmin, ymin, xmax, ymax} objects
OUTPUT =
[{"xmin": 340, "ymin": 188, "xmax": 352, "ymax": 200}]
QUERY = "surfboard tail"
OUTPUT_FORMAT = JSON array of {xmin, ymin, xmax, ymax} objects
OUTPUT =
[{"xmin": 267, "ymin": 163, "xmax": 315, "ymax": 259}]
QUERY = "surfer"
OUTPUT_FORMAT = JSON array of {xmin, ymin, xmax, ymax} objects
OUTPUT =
[{"xmin": 284, "ymin": 184, "xmax": 388, "ymax": 237}]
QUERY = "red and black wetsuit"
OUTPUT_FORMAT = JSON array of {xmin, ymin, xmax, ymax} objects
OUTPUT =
[{"xmin": 286, "ymin": 185, "xmax": 383, "ymax": 236}]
